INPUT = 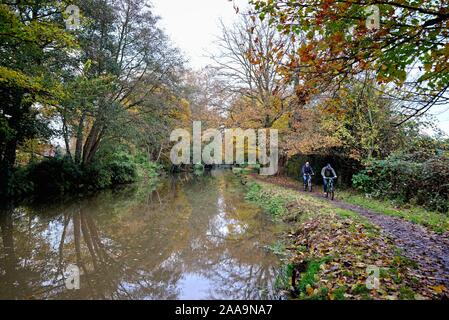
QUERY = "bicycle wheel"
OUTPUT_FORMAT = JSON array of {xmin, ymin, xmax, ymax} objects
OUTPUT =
[{"xmin": 329, "ymin": 181, "xmax": 335, "ymax": 200}]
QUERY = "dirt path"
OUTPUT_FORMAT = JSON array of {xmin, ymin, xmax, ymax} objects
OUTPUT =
[{"xmin": 250, "ymin": 175, "xmax": 449, "ymax": 289}]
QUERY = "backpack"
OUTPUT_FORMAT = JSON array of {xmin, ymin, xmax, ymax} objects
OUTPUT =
[{"xmin": 324, "ymin": 168, "xmax": 333, "ymax": 177}]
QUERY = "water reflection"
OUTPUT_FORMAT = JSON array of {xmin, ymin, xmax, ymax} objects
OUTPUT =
[{"xmin": 0, "ymin": 170, "xmax": 281, "ymax": 300}]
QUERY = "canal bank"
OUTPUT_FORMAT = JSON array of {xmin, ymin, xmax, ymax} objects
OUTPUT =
[{"xmin": 245, "ymin": 175, "xmax": 449, "ymax": 300}]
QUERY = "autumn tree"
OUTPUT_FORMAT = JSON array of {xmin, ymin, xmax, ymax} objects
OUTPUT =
[
  {"xmin": 181, "ymin": 68, "xmax": 226, "ymax": 128},
  {"xmin": 60, "ymin": 0, "xmax": 184, "ymax": 165},
  {"xmin": 248, "ymin": 0, "xmax": 449, "ymax": 125},
  {"xmin": 211, "ymin": 13, "xmax": 295, "ymax": 128}
]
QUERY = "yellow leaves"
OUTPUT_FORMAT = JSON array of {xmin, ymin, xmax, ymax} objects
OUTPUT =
[
  {"xmin": 430, "ymin": 285, "xmax": 446, "ymax": 294},
  {"xmin": 1, "ymin": 3, "xmax": 75, "ymax": 48},
  {"xmin": 271, "ymin": 113, "xmax": 291, "ymax": 132},
  {"xmin": 0, "ymin": 66, "xmax": 40, "ymax": 90},
  {"xmin": 306, "ymin": 284, "xmax": 314, "ymax": 296},
  {"xmin": 424, "ymin": 63, "xmax": 432, "ymax": 72},
  {"xmin": 443, "ymin": 43, "xmax": 449, "ymax": 56},
  {"xmin": 286, "ymin": 106, "xmax": 343, "ymax": 155},
  {"xmin": 0, "ymin": 66, "xmax": 63, "ymax": 105},
  {"xmin": 168, "ymin": 98, "xmax": 192, "ymax": 126},
  {"xmin": 275, "ymin": 50, "xmax": 285, "ymax": 61}
]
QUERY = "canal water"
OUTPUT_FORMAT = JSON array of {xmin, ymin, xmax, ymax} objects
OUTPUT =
[{"xmin": 0, "ymin": 170, "xmax": 283, "ymax": 299}]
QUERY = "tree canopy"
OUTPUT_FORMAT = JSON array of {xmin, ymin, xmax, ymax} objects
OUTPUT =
[{"xmin": 248, "ymin": 0, "xmax": 449, "ymax": 124}]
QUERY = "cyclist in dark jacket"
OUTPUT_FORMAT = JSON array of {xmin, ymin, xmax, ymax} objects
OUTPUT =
[
  {"xmin": 321, "ymin": 164, "xmax": 337, "ymax": 194},
  {"xmin": 301, "ymin": 162, "xmax": 314, "ymax": 189}
]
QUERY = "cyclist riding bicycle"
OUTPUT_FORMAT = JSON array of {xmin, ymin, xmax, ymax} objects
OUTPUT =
[
  {"xmin": 301, "ymin": 162, "xmax": 314, "ymax": 190},
  {"xmin": 321, "ymin": 163, "xmax": 337, "ymax": 195}
]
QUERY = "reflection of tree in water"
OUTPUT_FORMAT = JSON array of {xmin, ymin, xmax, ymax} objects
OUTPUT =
[
  {"xmin": 178, "ymin": 171, "xmax": 280, "ymax": 299},
  {"xmin": 0, "ymin": 171, "xmax": 281, "ymax": 299},
  {"xmin": 58, "ymin": 208, "xmax": 184, "ymax": 299},
  {"xmin": 56, "ymin": 185, "xmax": 196, "ymax": 299},
  {"xmin": 0, "ymin": 203, "xmax": 66, "ymax": 299},
  {"xmin": 0, "ymin": 184, "xmax": 188, "ymax": 299},
  {"xmin": 0, "ymin": 205, "xmax": 29, "ymax": 299}
]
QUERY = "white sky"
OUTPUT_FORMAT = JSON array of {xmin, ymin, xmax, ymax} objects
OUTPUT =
[
  {"xmin": 151, "ymin": 0, "xmax": 248, "ymax": 70},
  {"xmin": 151, "ymin": 0, "xmax": 449, "ymax": 135},
  {"xmin": 430, "ymin": 105, "xmax": 449, "ymax": 136}
]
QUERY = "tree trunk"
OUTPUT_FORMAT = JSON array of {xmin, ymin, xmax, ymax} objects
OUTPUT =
[
  {"xmin": 62, "ymin": 116, "xmax": 72, "ymax": 160},
  {"xmin": 85, "ymin": 130, "xmax": 104, "ymax": 165},
  {"xmin": 82, "ymin": 122, "xmax": 100, "ymax": 165},
  {"xmin": 75, "ymin": 112, "xmax": 86, "ymax": 164},
  {"xmin": 3, "ymin": 139, "xmax": 18, "ymax": 172},
  {"xmin": 0, "ymin": 206, "xmax": 18, "ymax": 296},
  {"xmin": 277, "ymin": 153, "xmax": 287, "ymax": 176},
  {"xmin": 82, "ymin": 122, "xmax": 105, "ymax": 165}
]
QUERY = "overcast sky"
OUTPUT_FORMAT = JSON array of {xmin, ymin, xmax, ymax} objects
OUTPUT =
[
  {"xmin": 151, "ymin": 0, "xmax": 247, "ymax": 69},
  {"xmin": 151, "ymin": 0, "xmax": 449, "ymax": 135}
]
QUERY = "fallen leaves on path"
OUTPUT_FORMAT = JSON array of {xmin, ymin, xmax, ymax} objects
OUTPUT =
[{"xmin": 248, "ymin": 174, "xmax": 449, "ymax": 300}]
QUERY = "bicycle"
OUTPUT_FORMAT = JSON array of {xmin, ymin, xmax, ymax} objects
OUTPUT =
[
  {"xmin": 325, "ymin": 177, "xmax": 336, "ymax": 200},
  {"xmin": 304, "ymin": 174, "xmax": 314, "ymax": 192}
]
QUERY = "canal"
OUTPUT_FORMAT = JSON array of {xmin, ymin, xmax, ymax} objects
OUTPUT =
[{"xmin": 0, "ymin": 170, "xmax": 283, "ymax": 299}]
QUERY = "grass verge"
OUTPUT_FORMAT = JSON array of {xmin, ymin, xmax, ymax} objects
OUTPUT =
[
  {"xmin": 339, "ymin": 190, "xmax": 449, "ymax": 234},
  {"xmin": 245, "ymin": 179, "xmax": 444, "ymax": 300}
]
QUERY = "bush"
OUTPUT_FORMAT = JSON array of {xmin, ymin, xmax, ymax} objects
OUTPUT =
[
  {"xmin": 107, "ymin": 160, "xmax": 136, "ymax": 184},
  {"xmin": 82, "ymin": 162, "xmax": 112, "ymax": 189},
  {"xmin": 1, "ymin": 151, "xmax": 163, "ymax": 200},
  {"xmin": 26, "ymin": 157, "xmax": 136, "ymax": 196},
  {"xmin": 27, "ymin": 157, "xmax": 82, "ymax": 195},
  {"xmin": 352, "ymin": 153, "xmax": 449, "ymax": 213},
  {"xmin": 133, "ymin": 153, "xmax": 162, "ymax": 179},
  {"xmin": 102, "ymin": 151, "xmax": 161, "ymax": 183},
  {"xmin": 1, "ymin": 166, "xmax": 34, "ymax": 198}
]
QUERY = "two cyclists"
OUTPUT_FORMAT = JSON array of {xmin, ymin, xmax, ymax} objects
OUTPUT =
[{"xmin": 300, "ymin": 162, "xmax": 338, "ymax": 198}]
